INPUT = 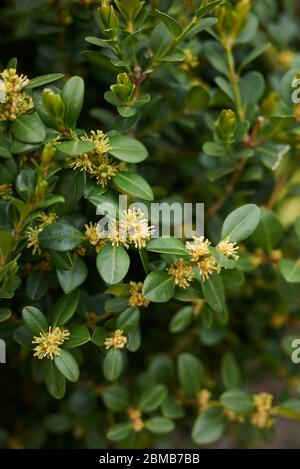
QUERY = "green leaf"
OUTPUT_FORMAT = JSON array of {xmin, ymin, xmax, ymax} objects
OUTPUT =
[
  {"xmin": 250, "ymin": 209, "xmax": 283, "ymax": 253},
  {"xmin": 102, "ymin": 384, "xmax": 130, "ymax": 412},
  {"xmin": 203, "ymin": 142, "xmax": 226, "ymax": 157},
  {"xmin": 13, "ymin": 325, "xmax": 33, "ymax": 349},
  {"xmin": 39, "ymin": 222, "xmax": 83, "ymax": 251},
  {"xmin": 64, "ymin": 325, "xmax": 90, "ymax": 349},
  {"xmin": 0, "ymin": 308, "xmax": 11, "ymax": 322},
  {"xmin": 274, "ymin": 400, "xmax": 300, "ymax": 420},
  {"xmin": 145, "ymin": 417, "xmax": 175, "ymax": 434},
  {"xmin": 146, "ymin": 238, "xmax": 188, "ymax": 256},
  {"xmin": 240, "ymin": 72, "xmax": 265, "ymax": 109},
  {"xmin": 103, "ymin": 348, "xmax": 123, "ymax": 381},
  {"xmin": 25, "ymin": 73, "xmax": 64, "ymax": 89},
  {"xmin": 150, "ymin": 23, "xmax": 173, "ymax": 59},
  {"xmin": 26, "ymin": 271, "xmax": 48, "ymax": 300},
  {"xmin": 177, "ymin": 353, "xmax": 205, "ymax": 396},
  {"xmin": 97, "ymin": 244, "xmax": 130, "ymax": 285},
  {"xmin": 116, "ymin": 307, "xmax": 140, "ymax": 332},
  {"xmin": 162, "ymin": 395, "xmax": 185, "ymax": 419},
  {"xmin": 204, "ymin": 41, "xmax": 228, "ymax": 76},
  {"xmin": 109, "ymin": 135, "xmax": 148, "ymax": 163},
  {"xmin": 0, "ymin": 231, "xmax": 13, "ymax": 258},
  {"xmin": 91, "ymin": 327, "xmax": 107, "ymax": 347},
  {"xmin": 57, "ymin": 255, "xmax": 88, "ymax": 294},
  {"xmin": 186, "ymin": 17, "xmax": 217, "ymax": 37},
  {"xmin": 196, "ymin": 0, "xmax": 222, "ymax": 18},
  {"xmin": 54, "ymin": 349, "xmax": 80, "ymax": 382},
  {"xmin": 15, "ymin": 167, "xmax": 36, "ymax": 202},
  {"xmin": 201, "ymin": 273, "xmax": 225, "ymax": 314},
  {"xmin": 51, "ymin": 291, "xmax": 79, "ymax": 327},
  {"xmin": 280, "ymin": 69, "xmax": 299, "ymax": 107},
  {"xmin": 53, "ymin": 170, "xmax": 85, "ymax": 216},
  {"xmin": 221, "ymin": 204, "xmax": 261, "ymax": 242},
  {"xmin": 192, "ymin": 408, "xmax": 225, "ymax": 445},
  {"xmin": 61, "ymin": 76, "xmax": 84, "ymax": 128},
  {"xmin": 239, "ymin": 43, "xmax": 271, "ymax": 72},
  {"xmin": 83, "ymin": 179, "xmax": 108, "ymax": 206},
  {"xmin": 155, "ymin": 10, "xmax": 183, "ymax": 37},
  {"xmin": 221, "ymin": 352, "xmax": 241, "ymax": 390},
  {"xmin": 279, "ymin": 259, "xmax": 300, "ymax": 283},
  {"xmin": 48, "ymin": 251, "xmax": 73, "ymax": 271},
  {"xmin": 107, "ymin": 423, "xmax": 131, "ymax": 441},
  {"xmin": 44, "ymin": 360, "xmax": 66, "ymax": 399},
  {"xmin": 112, "ymin": 172, "xmax": 154, "ymax": 201},
  {"xmin": 22, "ymin": 306, "xmax": 48, "ymax": 335},
  {"xmin": 220, "ymin": 390, "xmax": 254, "ymax": 415},
  {"xmin": 138, "ymin": 384, "xmax": 168, "ymax": 412},
  {"xmin": 142, "ymin": 271, "xmax": 175, "ymax": 303},
  {"xmin": 11, "ymin": 112, "xmax": 46, "ymax": 143},
  {"xmin": 57, "ymin": 140, "xmax": 95, "ymax": 156},
  {"xmin": 169, "ymin": 306, "xmax": 194, "ymax": 333}
]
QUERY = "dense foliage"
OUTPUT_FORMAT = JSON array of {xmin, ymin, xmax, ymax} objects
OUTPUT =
[{"xmin": 1, "ymin": 0, "xmax": 300, "ymax": 449}]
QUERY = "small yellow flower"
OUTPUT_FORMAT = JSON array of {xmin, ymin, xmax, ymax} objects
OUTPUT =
[
  {"xmin": 105, "ymin": 220, "xmax": 128, "ymax": 247},
  {"xmin": 32, "ymin": 326, "xmax": 70, "ymax": 360},
  {"xmin": 251, "ymin": 393, "xmax": 274, "ymax": 429},
  {"xmin": 37, "ymin": 212, "xmax": 58, "ymax": 229},
  {"xmin": 69, "ymin": 153, "xmax": 94, "ymax": 173},
  {"xmin": 0, "ymin": 68, "xmax": 33, "ymax": 121},
  {"xmin": 198, "ymin": 256, "xmax": 218, "ymax": 280},
  {"xmin": 216, "ymin": 238, "xmax": 239, "ymax": 260},
  {"xmin": 167, "ymin": 259, "xmax": 194, "ymax": 289},
  {"xmin": 120, "ymin": 208, "xmax": 154, "ymax": 249},
  {"xmin": 197, "ymin": 389, "xmax": 212, "ymax": 412},
  {"xmin": 181, "ymin": 48, "xmax": 199, "ymax": 71},
  {"xmin": 0, "ymin": 183, "xmax": 13, "ymax": 195},
  {"xmin": 128, "ymin": 281, "xmax": 150, "ymax": 308},
  {"xmin": 85, "ymin": 222, "xmax": 101, "ymax": 246},
  {"xmin": 94, "ymin": 154, "xmax": 119, "ymax": 187},
  {"xmin": 26, "ymin": 226, "xmax": 42, "ymax": 255},
  {"xmin": 128, "ymin": 407, "xmax": 144, "ymax": 432},
  {"xmin": 186, "ymin": 236, "xmax": 211, "ymax": 262},
  {"xmin": 81, "ymin": 130, "xmax": 111, "ymax": 155},
  {"xmin": 104, "ymin": 329, "xmax": 127, "ymax": 350},
  {"xmin": 224, "ymin": 408, "xmax": 245, "ymax": 423}
]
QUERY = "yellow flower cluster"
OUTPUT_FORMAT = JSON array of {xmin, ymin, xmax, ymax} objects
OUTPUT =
[
  {"xmin": 181, "ymin": 48, "xmax": 199, "ymax": 72},
  {"xmin": 197, "ymin": 389, "xmax": 212, "ymax": 412},
  {"xmin": 26, "ymin": 212, "xmax": 58, "ymax": 255},
  {"xmin": 0, "ymin": 68, "xmax": 33, "ymax": 121},
  {"xmin": 0, "ymin": 183, "xmax": 13, "ymax": 196},
  {"xmin": 69, "ymin": 130, "xmax": 126, "ymax": 187},
  {"xmin": 128, "ymin": 407, "xmax": 144, "ymax": 432},
  {"xmin": 86, "ymin": 208, "xmax": 154, "ymax": 252},
  {"xmin": 32, "ymin": 326, "xmax": 70, "ymax": 360},
  {"xmin": 167, "ymin": 259, "xmax": 194, "ymax": 289},
  {"xmin": 251, "ymin": 393, "xmax": 274, "ymax": 429},
  {"xmin": 185, "ymin": 235, "xmax": 239, "ymax": 282},
  {"xmin": 128, "ymin": 281, "xmax": 150, "ymax": 308},
  {"xmin": 104, "ymin": 329, "xmax": 127, "ymax": 350}
]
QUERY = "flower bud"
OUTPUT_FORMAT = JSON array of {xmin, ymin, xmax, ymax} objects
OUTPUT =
[
  {"xmin": 214, "ymin": 109, "xmax": 237, "ymax": 143},
  {"xmin": 42, "ymin": 88, "xmax": 64, "ymax": 118},
  {"xmin": 41, "ymin": 143, "xmax": 56, "ymax": 165},
  {"xmin": 110, "ymin": 73, "xmax": 135, "ymax": 102},
  {"xmin": 98, "ymin": 2, "xmax": 119, "ymax": 40}
]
